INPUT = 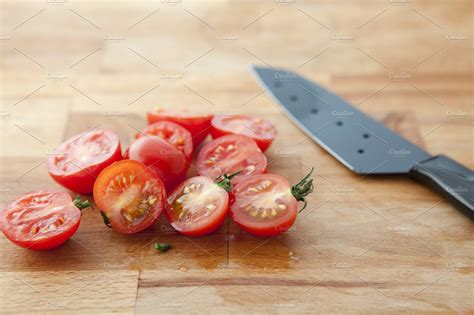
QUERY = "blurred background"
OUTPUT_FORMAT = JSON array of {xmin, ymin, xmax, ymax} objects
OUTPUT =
[{"xmin": 1, "ymin": 0, "xmax": 471, "ymax": 163}]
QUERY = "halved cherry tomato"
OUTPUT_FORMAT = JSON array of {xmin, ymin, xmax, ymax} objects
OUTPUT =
[
  {"xmin": 196, "ymin": 134, "xmax": 267, "ymax": 182},
  {"xmin": 136, "ymin": 121, "xmax": 193, "ymax": 161},
  {"xmin": 47, "ymin": 129, "xmax": 122, "ymax": 194},
  {"xmin": 230, "ymin": 170, "xmax": 314, "ymax": 237},
  {"xmin": 128, "ymin": 136, "xmax": 188, "ymax": 191},
  {"xmin": 211, "ymin": 115, "xmax": 277, "ymax": 152},
  {"xmin": 165, "ymin": 176, "xmax": 229, "ymax": 237},
  {"xmin": 93, "ymin": 160, "xmax": 166, "ymax": 234},
  {"xmin": 147, "ymin": 108, "xmax": 212, "ymax": 146},
  {"xmin": 0, "ymin": 190, "xmax": 89, "ymax": 250}
]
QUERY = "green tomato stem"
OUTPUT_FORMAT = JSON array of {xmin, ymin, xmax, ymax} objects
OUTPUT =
[
  {"xmin": 291, "ymin": 167, "xmax": 315, "ymax": 213},
  {"xmin": 215, "ymin": 171, "xmax": 241, "ymax": 193},
  {"xmin": 154, "ymin": 243, "xmax": 171, "ymax": 252},
  {"xmin": 72, "ymin": 195, "xmax": 91, "ymax": 210},
  {"xmin": 100, "ymin": 211, "xmax": 112, "ymax": 228}
]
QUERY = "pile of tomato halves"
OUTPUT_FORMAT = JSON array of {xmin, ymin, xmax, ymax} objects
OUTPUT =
[{"xmin": 1, "ymin": 109, "xmax": 314, "ymax": 250}]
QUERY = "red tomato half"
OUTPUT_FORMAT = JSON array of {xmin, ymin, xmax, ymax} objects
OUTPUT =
[
  {"xmin": 47, "ymin": 129, "xmax": 122, "ymax": 194},
  {"xmin": 128, "ymin": 136, "xmax": 188, "ymax": 191},
  {"xmin": 196, "ymin": 134, "xmax": 267, "ymax": 182},
  {"xmin": 147, "ymin": 108, "xmax": 212, "ymax": 146},
  {"xmin": 0, "ymin": 190, "xmax": 81, "ymax": 250},
  {"xmin": 211, "ymin": 115, "xmax": 277, "ymax": 152},
  {"xmin": 93, "ymin": 160, "xmax": 166, "ymax": 234},
  {"xmin": 230, "ymin": 174, "xmax": 297, "ymax": 237},
  {"xmin": 136, "ymin": 121, "xmax": 193, "ymax": 161},
  {"xmin": 165, "ymin": 176, "xmax": 228, "ymax": 237}
]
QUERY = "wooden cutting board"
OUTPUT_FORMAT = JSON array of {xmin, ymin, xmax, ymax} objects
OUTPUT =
[
  {"xmin": 1, "ymin": 1, "xmax": 472, "ymax": 314},
  {"xmin": 1, "ymin": 110, "xmax": 472, "ymax": 314}
]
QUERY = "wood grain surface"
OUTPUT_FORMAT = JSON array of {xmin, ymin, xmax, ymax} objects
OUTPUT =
[{"xmin": 0, "ymin": 1, "xmax": 472, "ymax": 314}]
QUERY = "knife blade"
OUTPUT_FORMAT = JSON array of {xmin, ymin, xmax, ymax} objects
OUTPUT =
[{"xmin": 251, "ymin": 65, "xmax": 473, "ymax": 218}]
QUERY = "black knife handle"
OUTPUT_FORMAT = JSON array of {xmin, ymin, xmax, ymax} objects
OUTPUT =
[{"xmin": 409, "ymin": 155, "xmax": 474, "ymax": 219}]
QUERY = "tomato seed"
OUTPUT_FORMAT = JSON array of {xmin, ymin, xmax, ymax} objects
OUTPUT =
[
  {"xmin": 147, "ymin": 195, "xmax": 157, "ymax": 205},
  {"xmin": 261, "ymin": 180, "xmax": 271, "ymax": 188},
  {"xmin": 124, "ymin": 213, "xmax": 133, "ymax": 222},
  {"xmin": 245, "ymin": 165, "xmax": 256, "ymax": 172},
  {"xmin": 143, "ymin": 181, "xmax": 151, "ymax": 191},
  {"xmin": 206, "ymin": 204, "xmax": 216, "ymax": 210}
]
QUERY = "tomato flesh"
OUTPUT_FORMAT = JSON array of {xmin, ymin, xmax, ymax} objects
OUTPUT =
[
  {"xmin": 230, "ymin": 174, "xmax": 297, "ymax": 237},
  {"xmin": 93, "ymin": 160, "xmax": 166, "ymax": 234},
  {"xmin": 47, "ymin": 129, "xmax": 122, "ymax": 194},
  {"xmin": 165, "ymin": 176, "xmax": 228, "ymax": 237},
  {"xmin": 128, "ymin": 136, "xmax": 188, "ymax": 192},
  {"xmin": 0, "ymin": 190, "xmax": 81, "ymax": 250},
  {"xmin": 211, "ymin": 115, "xmax": 276, "ymax": 152},
  {"xmin": 136, "ymin": 121, "xmax": 193, "ymax": 161},
  {"xmin": 147, "ymin": 108, "xmax": 212, "ymax": 146},
  {"xmin": 196, "ymin": 134, "xmax": 267, "ymax": 182}
]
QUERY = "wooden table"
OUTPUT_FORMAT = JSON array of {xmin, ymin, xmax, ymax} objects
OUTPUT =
[{"xmin": 1, "ymin": 1, "xmax": 472, "ymax": 313}]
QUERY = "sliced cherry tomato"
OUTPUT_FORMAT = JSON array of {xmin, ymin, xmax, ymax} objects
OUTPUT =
[
  {"xmin": 128, "ymin": 136, "xmax": 188, "ymax": 191},
  {"xmin": 0, "ymin": 190, "xmax": 90, "ymax": 250},
  {"xmin": 230, "ymin": 170, "xmax": 314, "ymax": 237},
  {"xmin": 196, "ymin": 134, "xmax": 267, "ymax": 182},
  {"xmin": 47, "ymin": 129, "xmax": 122, "ymax": 194},
  {"xmin": 165, "ymin": 176, "xmax": 229, "ymax": 237},
  {"xmin": 147, "ymin": 108, "xmax": 212, "ymax": 146},
  {"xmin": 211, "ymin": 115, "xmax": 277, "ymax": 152},
  {"xmin": 136, "ymin": 121, "xmax": 193, "ymax": 161},
  {"xmin": 93, "ymin": 160, "xmax": 166, "ymax": 234}
]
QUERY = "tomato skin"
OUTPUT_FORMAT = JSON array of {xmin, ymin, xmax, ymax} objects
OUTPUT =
[
  {"xmin": 0, "ymin": 190, "xmax": 81, "ymax": 250},
  {"xmin": 147, "ymin": 109, "xmax": 212, "ymax": 146},
  {"xmin": 210, "ymin": 115, "xmax": 276, "ymax": 152},
  {"xmin": 136, "ymin": 121, "xmax": 193, "ymax": 162},
  {"xmin": 128, "ymin": 136, "xmax": 188, "ymax": 192},
  {"xmin": 165, "ymin": 176, "xmax": 228, "ymax": 237},
  {"xmin": 5, "ymin": 214, "xmax": 80, "ymax": 250},
  {"xmin": 47, "ymin": 130, "xmax": 123, "ymax": 194},
  {"xmin": 230, "ymin": 174, "xmax": 297, "ymax": 237},
  {"xmin": 93, "ymin": 160, "xmax": 167, "ymax": 234},
  {"xmin": 233, "ymin": 212, "xmax": 296, "ymax": 237},
  {"xmin": 196, "ymin": 134, "xmax": 267, "ymax": 182}
]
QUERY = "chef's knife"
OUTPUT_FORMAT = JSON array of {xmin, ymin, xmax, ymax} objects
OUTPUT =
[{"xmin": 252, "ymin": 66, "xmax": 473, "ymax": 219}]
